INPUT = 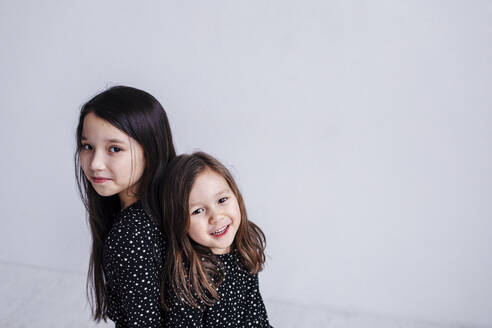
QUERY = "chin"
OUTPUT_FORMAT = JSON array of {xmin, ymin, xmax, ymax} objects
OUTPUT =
[{"xmin": 92, "ymin": 186, "xmax": 117, "ymax": 197}]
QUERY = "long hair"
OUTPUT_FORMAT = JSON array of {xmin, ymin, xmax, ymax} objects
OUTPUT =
[
  {"xmin": 74, "ymin": 85, "xmax": 176, "ymax": 321},
  {"xmin": 161, "ymin": 152, "xmax": 266, "ymax": 309}
]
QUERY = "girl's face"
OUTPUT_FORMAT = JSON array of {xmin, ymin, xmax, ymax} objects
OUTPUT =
[
  {"xmin": 79, "ymin": 112, "xmax": 146, "ymax": 208},
  {"xmin": 187, "ymin": 169, "xmax": 241, "ymax": 254}
]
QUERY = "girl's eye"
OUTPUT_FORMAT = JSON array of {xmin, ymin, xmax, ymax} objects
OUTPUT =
[
  {"xmin": 191, "ymin": 208, "xmax": 204, "ymax": 215},
  {"xmin": 218, "ymin": 197, "xmax": 228, "ymax": 204},
  {"xmin": 109, "ymin": 146, "xmax": 121, "ymax": 153},
  {"xmin": 81, "ymin": 144, "xmax": 92, "ymax": 151}
]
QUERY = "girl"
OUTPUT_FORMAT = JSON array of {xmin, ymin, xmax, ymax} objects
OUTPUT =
[
  {"xmin": 74, "ymin": 86, "xmax": 176, "ymax": 327},
  {"xmin": 161, "ymin": 152, "xmax": 272, "ymax": 327}
]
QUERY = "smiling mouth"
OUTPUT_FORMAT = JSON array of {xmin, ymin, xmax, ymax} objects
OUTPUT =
[
  {"xmin": 210, "ymin": 224, "xmax": 230, "ymax": 238},
  {"xmin": 92, "ymin": 177, "xmax": 111, "ymax": 184}
]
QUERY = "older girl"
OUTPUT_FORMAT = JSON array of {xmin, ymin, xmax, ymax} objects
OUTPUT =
[{"xmin": 75, "ymin": 86, "xmax": 175, "ymax": 327}]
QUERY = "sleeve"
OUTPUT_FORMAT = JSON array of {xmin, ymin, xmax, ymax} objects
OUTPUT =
[
  {"xmin": 244, "ymin": 274, "xmax": 273, "ymax": 328},
  {"xmin": 164, "ymin": 286, "xmax": 204, "ymax": 328},
  {"xmin": 104, "ymin": 220, "xmax": 164, "ymax": 327}
]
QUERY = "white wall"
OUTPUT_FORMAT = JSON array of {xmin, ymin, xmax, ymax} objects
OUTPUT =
[{"xmin": 1, "ymin": 0, "xmax": 491, "ymax": 326}]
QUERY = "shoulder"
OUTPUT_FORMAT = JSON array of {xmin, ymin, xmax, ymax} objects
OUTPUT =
[
  {"xmin": 104, "ymin": 203, "xmax": 166, "ymax": 272},
  {"xmin": 108, "ymin": 201, "xmax": 164, "ymax": 242},
  {"xmin": 218, "ymin": 252, "xmax": 258, "ymax": 290},
  {"xmin": 106, "ymin": 209, "xmax": 163, "ymax": 248}
]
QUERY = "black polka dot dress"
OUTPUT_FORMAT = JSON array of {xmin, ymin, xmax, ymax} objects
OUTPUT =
[
  {"xmin": 103, "ymin": 201, "xmax": 165, "ymax": 328},
  {"xmin": 165, "ymin": 251, "xmax": 272, "ymax": 328}
]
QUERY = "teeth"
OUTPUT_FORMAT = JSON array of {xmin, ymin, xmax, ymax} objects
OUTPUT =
[{"xmin": 211, "ymin": 225, "xmax": 228, "ymax": 236}]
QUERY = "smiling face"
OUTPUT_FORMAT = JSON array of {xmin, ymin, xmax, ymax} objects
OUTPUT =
[
  {"xmin": 79, "ymin": 112, "xmax": 146, "ymax": 208},
  {"xmin": 187, "ymin": 168, "xmax": 241, "ymax": 255}
]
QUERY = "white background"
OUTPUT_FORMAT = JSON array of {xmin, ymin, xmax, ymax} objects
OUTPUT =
[{"xmin": 1, "ymin": 1, "xmax": 491, "ymax": 326}]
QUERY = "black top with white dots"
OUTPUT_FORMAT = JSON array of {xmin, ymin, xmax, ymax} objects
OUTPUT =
[
  {"xmin": 103, "ymin": 201, "xmax": 165, "ymax": 328},
  {"xmin": 165, "ymin": 251, "xmax": 272, "ymax": 328}
]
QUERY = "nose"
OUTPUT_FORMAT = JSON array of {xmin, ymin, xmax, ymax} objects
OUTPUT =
[
  {"xmin": 208, "ymin": 206, "xmax": 223, "ymax": 225},
  {"xmin": 90, "ymin": 149, "xmax": 106, "ymax": 171}
]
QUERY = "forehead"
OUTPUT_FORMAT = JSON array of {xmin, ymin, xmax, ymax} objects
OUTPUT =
[
  {"xmin": 82, "ymin": 112, "xmax": 129, "ymax": 142},
  {"xmin": 189, "ymin": 169, "xmax": 230, "ymax": 200}
]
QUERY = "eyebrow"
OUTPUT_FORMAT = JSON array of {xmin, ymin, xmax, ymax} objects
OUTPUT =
[
  {"xmin": 214, "ymin": 188, "xmax": 231, "ymax": 197},
  {"xmin": 81, "ymin": 136, "xmax": 127, "ymax": 144},
  {"xmin": 189, "ymin": 189, "xmax": 231, "ymax": 208}
]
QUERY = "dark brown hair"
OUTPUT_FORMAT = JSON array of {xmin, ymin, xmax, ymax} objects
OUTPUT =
[
  {"xmin": 160, "ymin": 152, "xmax": 266, "ymax": 309},
  {"xmin": 74, "ymin": 86, "xmax": 176, "ymax": 321}
]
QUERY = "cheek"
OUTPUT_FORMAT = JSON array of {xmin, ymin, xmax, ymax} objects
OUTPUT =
[
  {"xmin": 109, "ymin": 156, "xmax": 133, "ymax": 179},
  {"xmin": 129, "ymin": 152, "xmax": 146, "ymax": 183},
  {"xmin": 132, "ymin": 146, "xmax": 146, "ymax": 174},
  {"xmin": 233, "ymin": 203, "xmax": 242, "ymax": 224},
  {"xmin": 187, "ymin": 218, "xmax": 205, "ymax": 241},
  {"xmin": 79, "ymin": 153, "xmax": 90, "ymax": 174},
  {"xmin": 135, "ymin": 159, "xmax": 146, "ymax": 180}
]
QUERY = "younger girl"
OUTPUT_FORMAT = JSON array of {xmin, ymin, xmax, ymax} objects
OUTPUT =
[
  {"xmin": 75, "ymin": 86, "xmax": 175, "ymax": 327},
  {"xmin": 161, "ymin": 152, "xmax": 272, "ymax": 327}
]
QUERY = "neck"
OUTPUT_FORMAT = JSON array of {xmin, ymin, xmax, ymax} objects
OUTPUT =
[{"xmin": 119, "ymin": 194, "xmax": 139, "ymax": 209}]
